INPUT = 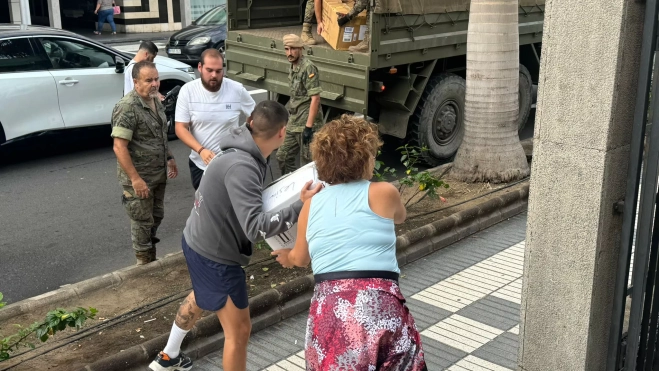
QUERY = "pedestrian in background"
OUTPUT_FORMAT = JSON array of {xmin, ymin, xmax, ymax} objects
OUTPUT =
[
  {"xmin": 111, "ymin": 61, "xmax": 178, "ymax": 265},
  {"xmin": 272, "ymin": 115, "xmax": 427, "ymax": 371},
  {"xmin": 150, "ymin": 101, "xmax": 321, "ymax": 371},
  {"xmin": 277, "ymin": 34, "xmax": 323, "ymax": 175},
  {"xmin": 124, "ymin": 41, "xmax": 159, "ymax": 96},
  {"xmin": 94, "ymin": 0, "xmax": 117, "ymax": 35},
  {"xmin": 175, "ymin": 48, "xmax": 255, "ymax": 190}
]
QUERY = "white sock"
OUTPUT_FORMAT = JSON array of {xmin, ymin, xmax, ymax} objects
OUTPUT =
[{"xmin": 163, "ymin": 322, "xmax": 189, "ymax": 359}]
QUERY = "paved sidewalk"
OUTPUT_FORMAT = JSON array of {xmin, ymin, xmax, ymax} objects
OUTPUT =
[{"xmin": 193, "ymin": 213, "xmax": 528, "ymax": 371}]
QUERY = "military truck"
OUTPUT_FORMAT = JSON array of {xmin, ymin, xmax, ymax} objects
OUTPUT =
[{"xmin": 225, "ymin": 0, "xmax": 544, "ymax": 165}]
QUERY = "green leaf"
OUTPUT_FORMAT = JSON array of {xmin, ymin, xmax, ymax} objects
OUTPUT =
[
  {"xmin": 262, "ymin": 267, "xmax": 269, "ymax": 272},
  {"xmin": 400, "ymin": 155, "xmax": 407, "ymax": 163},
  {"xmin": 39, "ymin": 333, "xmax": 49, "ymax": 343}
]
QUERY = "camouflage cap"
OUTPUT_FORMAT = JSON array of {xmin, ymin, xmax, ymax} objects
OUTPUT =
[{"xmin": 283, "ymin": 34, "xmax": 304, "ymax": 48}]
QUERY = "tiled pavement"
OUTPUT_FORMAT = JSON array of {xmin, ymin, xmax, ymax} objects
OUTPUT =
[{"xmin": 195, "ymin": 213, "xmax": 528, "ymax": 371}]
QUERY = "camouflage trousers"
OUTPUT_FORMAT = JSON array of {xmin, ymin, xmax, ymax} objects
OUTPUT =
[
  {"xmin": 304, "ymin": 0, "xmax": 316, "ymax": 23},
  {"xmin": 276, "ymin": 130, "xmax": 312, "ymax": 175},
  {"xmin": 121, "ymin": 183, "xmax": 166, "ymax": 253}
]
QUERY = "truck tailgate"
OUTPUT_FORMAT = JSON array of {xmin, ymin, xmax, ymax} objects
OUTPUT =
[{"xmin": 226, "ymin": 26, "xmax": 371, "ymax": 114}]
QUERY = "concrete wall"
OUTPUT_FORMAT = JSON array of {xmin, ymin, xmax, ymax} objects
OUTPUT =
[{"xmin": 518, "ymin": 0, "xmax": 644, "ymax": 369}]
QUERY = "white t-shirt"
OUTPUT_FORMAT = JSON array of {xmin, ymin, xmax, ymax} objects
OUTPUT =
[
  {"xmin": 175, "ymin": 78, "xmax": 256, "ymax": 170},
  {"xmin": 124, "ymin": 59, "xmax": 136, "ymax": 95}
]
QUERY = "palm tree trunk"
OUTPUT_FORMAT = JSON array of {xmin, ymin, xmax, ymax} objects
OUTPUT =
[{"xmin": 451, "ymin": 0, "xmax": 530, "ymax": 183}]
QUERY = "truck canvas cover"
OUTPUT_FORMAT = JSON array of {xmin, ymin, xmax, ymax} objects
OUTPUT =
[{"xmin": 374, "ymin": 0, "xmax": 545, "ymax": 14}]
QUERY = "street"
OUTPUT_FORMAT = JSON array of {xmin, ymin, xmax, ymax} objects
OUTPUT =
[{"xmin": 0, "ymin": 41, "xmax": 535, "ymax": 304}]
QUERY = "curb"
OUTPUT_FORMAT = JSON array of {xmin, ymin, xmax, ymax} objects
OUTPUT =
[
  {"xmin": 0, "ymin": 252, "xmax": 186, "ymax": 323},
  {"xmin": 79, "ymin": 180, "xmax": 530, "ymax": 371},
  {"xmin": 102, "ymin": 35, "xmax": 172, "ymax": 45}
]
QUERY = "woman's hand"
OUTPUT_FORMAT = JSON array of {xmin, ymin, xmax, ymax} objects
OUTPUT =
[{"xmin": 271, "ymin": 249, "xmax": 294, "ymax": 268}]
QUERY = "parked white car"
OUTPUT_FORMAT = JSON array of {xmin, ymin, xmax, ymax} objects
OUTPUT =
[{"xmin": 0, "ymin": 25, "xmax": 195, "ymax": 145}]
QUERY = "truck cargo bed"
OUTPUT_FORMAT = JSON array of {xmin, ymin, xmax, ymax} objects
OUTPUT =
[{"xmin": 233, "ymin": 25, "xmax": 367, "ymax": 53}]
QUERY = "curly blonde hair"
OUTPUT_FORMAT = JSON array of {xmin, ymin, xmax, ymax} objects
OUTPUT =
[{"xmin": 310, "ymin": 114, "xmax": 383, "ymax": 184}]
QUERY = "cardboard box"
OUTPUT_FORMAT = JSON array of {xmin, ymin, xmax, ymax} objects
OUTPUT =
[
  {"xmin": 262, "ymin": 162, "xmax": 322, "ymax": 250},
  {"xmin": 320, "ymin": 0, "xmax": 368, "ymax": 51}
]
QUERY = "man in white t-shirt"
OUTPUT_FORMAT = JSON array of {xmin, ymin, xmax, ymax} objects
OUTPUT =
[
  {"xmin": 175, "ymin": 49, "xmax": 256, "ymax": 190},
  {"xmin": 124, "ymin": 41, "xmax": 159, "ymax": 95}
]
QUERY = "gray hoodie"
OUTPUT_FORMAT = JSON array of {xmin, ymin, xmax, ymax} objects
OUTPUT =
[{"xmin": 183, "ymin": 125, "xmax": 304, "ymax": 266}]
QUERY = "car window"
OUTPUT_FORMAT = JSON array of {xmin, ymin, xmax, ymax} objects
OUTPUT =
[
  {"xmin": 0, "ymin": 38, "xmax": 51, "ymax": 73},
  {"xmin": 38, "ymin": 38, "xmax": 116, "ymax": 70},
  {"xmin": 195, "ymin": 7, "xmax": 227, "ymax": 26}
]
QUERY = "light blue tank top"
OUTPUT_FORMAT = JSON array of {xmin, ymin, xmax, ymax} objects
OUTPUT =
[{"xmin": 306, "ymin": 180, "xmax": 400, "ymax": 274}]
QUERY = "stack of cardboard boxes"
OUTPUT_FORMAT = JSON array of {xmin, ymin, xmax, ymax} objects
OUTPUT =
[{"xmin": 320, "ymin": 0, "xmax": 368, "ymax": 50}]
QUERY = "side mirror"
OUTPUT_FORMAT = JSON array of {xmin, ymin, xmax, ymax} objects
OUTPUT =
[{"xmin": 115, "ymin": 57, "xmax": 125, "ymax": 73}]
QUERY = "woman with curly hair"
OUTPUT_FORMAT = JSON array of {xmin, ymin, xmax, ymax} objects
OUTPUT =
[{"xmin": 272, "ymin": 115, "xmax": 427, "ymax": 371}]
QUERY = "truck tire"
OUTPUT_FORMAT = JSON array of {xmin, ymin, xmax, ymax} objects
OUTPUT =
[
  {"xmin": 518, "ymin": 64, "xmax": 533, "ymax": 131},
  {"xmin": 408, "ymin": 73, "xmax": 466, "ymax": 166}
]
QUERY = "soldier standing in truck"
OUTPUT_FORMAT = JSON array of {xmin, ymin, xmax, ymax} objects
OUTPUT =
[
  {"xmin": 338, "ymin": 0, "xmax": 371, "ymax": 52},
  {"xmin": 299, "ymin": 0, "xmax": 323, "ymax": 45},
  {"xmin": 276, "ymin": 34, "xmax": 324, "ymax": 174}
]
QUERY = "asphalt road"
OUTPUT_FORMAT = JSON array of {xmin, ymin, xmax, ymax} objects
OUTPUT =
[{"xmin": 0, "ymin": 42, "xmax": 536, "ymax": 303}]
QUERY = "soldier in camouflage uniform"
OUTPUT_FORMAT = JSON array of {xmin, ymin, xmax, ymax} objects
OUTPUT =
[
  {"xmin": 337, "ymin": 0, "xmax": 372, "ymax": 53},
  {"xmin": 277, "ymin": 34, "xmax": 324, "ymax": 174},
  {"xmin": 111, "ymin": 61, "xmax": 178, "ymax": 265},
  {"xmin": 300, "ymin": 0, "xmax": 318, "ymax": 45}
]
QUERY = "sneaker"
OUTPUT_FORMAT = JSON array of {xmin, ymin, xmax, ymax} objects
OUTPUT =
[{"xmin": 149, "ymin": 351, "xmax": 193, "ymax": 371}]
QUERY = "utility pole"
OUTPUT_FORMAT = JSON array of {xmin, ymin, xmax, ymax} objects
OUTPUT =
[{"xmin": 19, "ymin": 0, "xmax": 31, "ymax": 30}]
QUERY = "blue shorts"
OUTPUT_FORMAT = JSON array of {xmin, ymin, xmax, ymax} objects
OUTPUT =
[{"xmin": 181, "ymin": 236, "xmax": 249, "ymax": 311}]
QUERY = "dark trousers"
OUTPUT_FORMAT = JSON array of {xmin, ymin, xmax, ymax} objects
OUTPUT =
[
  {"xmin": 97, "ymin": 9, "xmax": 116, "ymax": 32},
  {"xmin": 189, "ymin": 159, "xmax": 204, "ymax": 190}
]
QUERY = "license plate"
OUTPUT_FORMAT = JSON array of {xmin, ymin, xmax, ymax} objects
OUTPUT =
[{"xmin": 168, "ymin": 48, "xmax": 181, "ymax": 55}]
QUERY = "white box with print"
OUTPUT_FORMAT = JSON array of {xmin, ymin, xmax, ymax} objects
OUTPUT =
[{"xmin": 262, "ymin": 162, "xmax": 320, "ymax": 250}]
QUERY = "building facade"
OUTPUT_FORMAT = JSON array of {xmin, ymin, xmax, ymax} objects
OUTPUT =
[{"xmin": 2, "ymin": 0, "xmax": 224, "ymax": 33}]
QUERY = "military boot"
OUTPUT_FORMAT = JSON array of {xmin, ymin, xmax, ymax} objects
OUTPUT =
[
  {"xmin": 301, "ymin": 23, "xmax": 316, "ymax": 45},
  {"xmin": 348, "ymin": 27, "xmax": 370, "ymax": 53},
  {"xmin": 136, "ymin": 248, "xmax": 156, "ymax": 265}
]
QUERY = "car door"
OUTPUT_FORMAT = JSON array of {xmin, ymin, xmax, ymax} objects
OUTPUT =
[
  {"xmin": 0, "ymin": 37, "xmax": 64, "ymax": 142},
  {"xmin": 36, "ymin": 37, "xmax": 123, "ymax": 129}
]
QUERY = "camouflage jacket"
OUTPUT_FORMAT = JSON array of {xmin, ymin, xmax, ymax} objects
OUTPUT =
[
  {"xmin": 110, "ymin": 90, "xmax": 170, "ymax": 186},
  {"xmin": 286, "ymin": 57, "xmax": 324, "ymax": 132}
]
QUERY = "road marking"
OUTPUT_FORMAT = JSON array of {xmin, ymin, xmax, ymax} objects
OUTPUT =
[
  {"xmin": 411, "ymin": 242, "xmax": 525, "ymax": 312},
  {"xmin": 451, "ymin": 355, "xmax": 513, "ymax": 371}
]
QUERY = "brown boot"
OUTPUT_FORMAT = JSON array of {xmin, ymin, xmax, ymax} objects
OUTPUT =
[
  {"xmin": 136, "ymin": 248, "xmax": 156, "ymax": 265},
  {"xmin": 349, "ymin": 27, "xmax": 369, "ymax": 53},
  {"xmin": 301, "ymin": 23, "xmax": 316, "ymax": 45}
]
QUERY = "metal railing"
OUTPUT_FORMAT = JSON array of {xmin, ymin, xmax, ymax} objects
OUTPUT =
[{"xmin": 607, "ymin": 0, "xmax": 659, "ymax": 369}]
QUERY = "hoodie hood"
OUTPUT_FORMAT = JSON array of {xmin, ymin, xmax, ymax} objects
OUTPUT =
[{"xmin": 219, "ymin": 124, "xmax": 267, "ymax": 165}]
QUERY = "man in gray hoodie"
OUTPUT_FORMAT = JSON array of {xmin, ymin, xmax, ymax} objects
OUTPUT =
[{"xmin": 149, "ymin": 100, "xmax": 322, "ymax": 371}]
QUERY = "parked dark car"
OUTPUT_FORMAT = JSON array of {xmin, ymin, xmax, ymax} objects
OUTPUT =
[{"xmin": 166, "ymin": 5, "xmax": 227, "ymax": 65}]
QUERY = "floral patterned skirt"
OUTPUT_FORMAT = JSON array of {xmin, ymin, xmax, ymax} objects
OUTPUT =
[{"xmin": 305, "ymin": 278, "xmax": 427, "ymax": 371}]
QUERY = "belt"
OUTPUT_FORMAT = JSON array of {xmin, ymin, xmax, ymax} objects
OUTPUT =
[{"xmin": 314, "ymin": 270, "xmax": 399, "ymax": 284}]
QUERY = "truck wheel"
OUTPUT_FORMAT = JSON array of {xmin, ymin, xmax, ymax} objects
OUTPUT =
[
  {"xmin": 518, "ymin": 64, "xmax": 533, "ymax": 131},
  {"xmin": 409, "ymin": 73, "xmax": 466, "ymax": 166}
]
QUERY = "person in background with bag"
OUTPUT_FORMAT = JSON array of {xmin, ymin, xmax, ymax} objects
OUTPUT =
[
  {"xmin": 94, "ymin": 0, "xmax": 117, "ymax": 35},
  {"xmin": 272, "ymin": 115, "xmax": 427, "ymax": 371}
]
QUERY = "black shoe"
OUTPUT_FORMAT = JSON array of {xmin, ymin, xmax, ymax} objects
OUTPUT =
[{"xmin": 148, "ymin": 351, "xmax": 192, "ymax": 371}]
